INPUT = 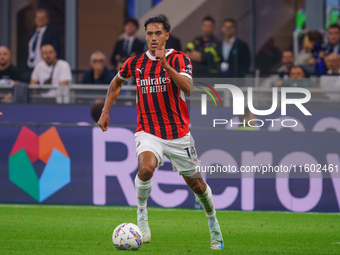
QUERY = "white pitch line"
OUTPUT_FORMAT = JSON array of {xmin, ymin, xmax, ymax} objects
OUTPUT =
[
  {"xmin": 0, "ymin": 204, "xmax": 179, "ymax": 211},
  {"xmin": 0, "ymin": 204, "xmax": 339, "ymax": 215}
]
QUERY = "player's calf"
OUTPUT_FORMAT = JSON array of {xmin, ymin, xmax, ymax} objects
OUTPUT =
[
  {"xmin": 135, "ymin": 175, "xmax": 152, "ymax": 243},
  {"xmin": 194, "ymin": 184, "xmax": 224, "ymax": 249},
  {"xmin": 135, "ymin": 151, "xmax": 157, "ymax": 243},
  {"xmin": 184, "ymin": 176, "xmax": 224, "ymax": 250},
  {"xmin": 187, "ymin": 178, "xmax": 206, "ymax": 195},
  {"xmin": 135, "ymin": 174, "xmax": 153, "ymax": 207}
]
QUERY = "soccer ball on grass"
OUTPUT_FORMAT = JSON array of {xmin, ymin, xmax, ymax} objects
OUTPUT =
[{"xmin": 112, "ymin": 223, "xmax": 143, "ymax": 250}]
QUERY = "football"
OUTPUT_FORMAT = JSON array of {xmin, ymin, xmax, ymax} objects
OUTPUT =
[{"xmin": 112, "ymin": 223, "xmax": 143, "ymax": 250}]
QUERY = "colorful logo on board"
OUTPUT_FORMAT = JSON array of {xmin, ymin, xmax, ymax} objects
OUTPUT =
[{"xmin": 9, "ymin": 126, "xmax": 71, "ymax": 202}]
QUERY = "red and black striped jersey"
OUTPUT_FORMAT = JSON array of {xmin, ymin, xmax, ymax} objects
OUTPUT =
[{"xmin": 118, "ymin": 49, "xmax": 192, "ymax": 140}]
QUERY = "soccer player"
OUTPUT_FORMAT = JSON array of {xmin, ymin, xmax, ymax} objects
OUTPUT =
[{"xmin": 98, "ymin": 16, "xmax": 223, "ymax": 250}]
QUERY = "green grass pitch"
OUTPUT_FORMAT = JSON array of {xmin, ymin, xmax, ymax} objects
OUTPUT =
[{"xmin": 0, "ymin": 204, "xmax": 339, "ymax": 254}]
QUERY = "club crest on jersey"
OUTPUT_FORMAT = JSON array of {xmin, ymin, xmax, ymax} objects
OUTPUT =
[{"xmin": 186, "ymin": 64, "xmax": 192, "ymax": 75}]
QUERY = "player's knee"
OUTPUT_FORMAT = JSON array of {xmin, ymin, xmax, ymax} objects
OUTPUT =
[{"xmin": 138, "ymin": 165, "xmax": 155, "ymax": 181}]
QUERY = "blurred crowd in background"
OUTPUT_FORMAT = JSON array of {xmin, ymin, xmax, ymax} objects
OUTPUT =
[{"xmin": 1, "ymin": 8, "xmax": 340, "ymax": 104}]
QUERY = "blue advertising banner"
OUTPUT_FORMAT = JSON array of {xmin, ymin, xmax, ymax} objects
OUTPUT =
[{"xmin": 0, "ymin": 104, "xmax": 339, "ymax": 212}]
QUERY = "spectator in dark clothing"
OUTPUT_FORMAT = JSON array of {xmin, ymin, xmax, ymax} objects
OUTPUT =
[
  {"xmin": 273, "ymin": 65, "xmax": 310, "ymax": 88},
  {"xmin": 25, "ymin": 8, "xmax": 60, "ymax": 82},
  {"xmin": 160, "ymin": 15, "xmax": 182, "ymax": 51},
  {"xmin": 82, "ymin": 51, "xmax": 115, "ymax": 84},
  {"xmin": 305, "ymin": 28, "xmax": 334, "ymax": 75},
  {"xmin": 255, "ymin": 38, "xmax": 281, "ymax": 75},
  {"xmin": 186, "ymin": 16, "xmax": 220, "ymax": 77},
  {"xmin": 0, "ymin": 46, "xmax": 22, "ymax": 82},
  {"xmin": 0, "ymin": 46, "xmax": 25, "ymax": 103},
  {"xmin": 297, "ymin": 30, "xmax": 324, "ymax": 66},
  {"xmin": 277, "ymin": 50, "xmax": 295, "ymax": 78},
  {"xmin": 166, "ymin": 35, "xmax": 182, "ymax": 51},
  {"xmin": 110, "ymin": 18, "xmax": 144, "ymax": 70},
  {"xmin": 324, "ymin": 52, "xmax": 340, "ymax": 75},
  {"xmin": 324, "ymin": 24, "xmax": 340, "ymax": 56},
  {"xmin": 307, "ymin": 25, "xmax": 340, "ymax": 75},
  {"xmin": 218, "ymin": 18, "xmax": 250, "ymax": 77},
  {"xmin": 320, "ymin": 53, "xmax": 340, "ymax": 101}
]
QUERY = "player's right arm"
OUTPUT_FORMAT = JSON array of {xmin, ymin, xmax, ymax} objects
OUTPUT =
[
  {"xmin": 98, "ymin": 75, "xmax": 125, "ymax": 132},
  {"xmin": 98, "ymin": 57, "xmax": 133, "ymax": 132}
]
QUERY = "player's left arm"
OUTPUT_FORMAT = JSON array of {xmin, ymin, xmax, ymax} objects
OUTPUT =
[{"xmin": 156, "ymin": 46, "xmax": 194, "ymax": 95}]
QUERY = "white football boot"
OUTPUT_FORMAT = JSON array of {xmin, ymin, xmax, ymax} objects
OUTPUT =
[
  {"xmin": 210, "ymin": 222, "xmax": 224, "ymax": 250},
  {"xmin": 137, "ymin": 207, "xmax": 151, "ymax": 243}
]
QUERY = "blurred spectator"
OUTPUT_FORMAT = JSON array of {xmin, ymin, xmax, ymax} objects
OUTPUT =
[
  {"xmin": 160, "ymin": 15, "xmax": 182, "ymax": 51},
  {"xmin": 320, "ymin": 53, "xmax": 340, "ymax": 100},
  {"xmin": 218, "ymin": 18, "xmax": 250, "ymax": 77},
  {"xmin": 110, "ymin": 18, "xmax": 144, "ymax": 70},
  {"xmin": 186, "ymin": 16, "xmax": 220, "ymax": 77},
  {"xmin": 25, "ymin": 8, "xmax": 60, "ymax": 82},
  {"xmin": 255, "ymin": 38, "xmax": 281, "ymax": 75},
  {"xmin": 0, "ymin": 46, "xmax": 25, "ymax": 103},
  {"xmin": 324, "ymin": 52, "xmax": 340, "ymax": 74},
  {"xmin": 324, "ymin": 24, "xmax": 340, "ymax": 56},
  {"xmin": 82, "ymin": 51, "xmax": 115, "ymax": 84},
  {"xmin": 0, "ymin": 46, "xmax": 22, "ymax": 82},
  {"xmin": 91, "ymin": 99, "xmax": 105, "ymax": 124},
  {"xmin": 116, "ymin": 57, "xmax": 128, "ymax": 74},
  {"xmin": 30, "ymin": 44, "xmax": 72, "ymax": 103},
  {"xmin": 277, "ymin": 50, "xmax": 294, "ymax": 78},
  {"xmin": 289, "ymin": 66, "xmax": 309, "ymax": 79},
  {"xmin": 297, "ymin": 30, "xmax": 324, "ymax": 67},
  {"xmin": 305, "ymin": 31, "xmax": 325, "ymax": 75},
  {"xmin": 273, "ymin": 65, "xmax": 310, "ymax": 88}
]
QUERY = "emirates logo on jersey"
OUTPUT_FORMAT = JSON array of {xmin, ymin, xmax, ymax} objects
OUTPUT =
[
  {"xmin": 136, "ymin": 76, "xmax": 171, "ymax": 94},
  {"xmin": 136, "ymin": 76, "xmax": 171, "ymax": 87}
]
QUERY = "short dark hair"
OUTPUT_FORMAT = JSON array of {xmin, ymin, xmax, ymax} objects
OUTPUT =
[
  {"xmin": 125, "ymin": 18, "xmax": 139, "ymax": 30},
  {"xmin": 289, "ymin": 65, "xmax": 309, "ymax": 78},
  {"xmin": 307, "ymin": 30, "xmax": 323, "ymax": 44},
  {"xmin": 328, "ymin": 24, "xmax": 340, "ymax": 31},
  {"xmin": 159, "ymin": 15, "xmax": 169, "ymax": 23},
  {"xmin": 202, "ymin": 15, "xmax": 215, "ymax": 25},
  {"xmin": 282, "ymin": 49, "xmax": 294, "ymax": 55},
  {"xmin": 144, "ymin": 15, "xmax": 171, "ymax": 32},
  {"xmin": 222, "ymin": 18, "xmax": 236, "ymax": 27}
]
